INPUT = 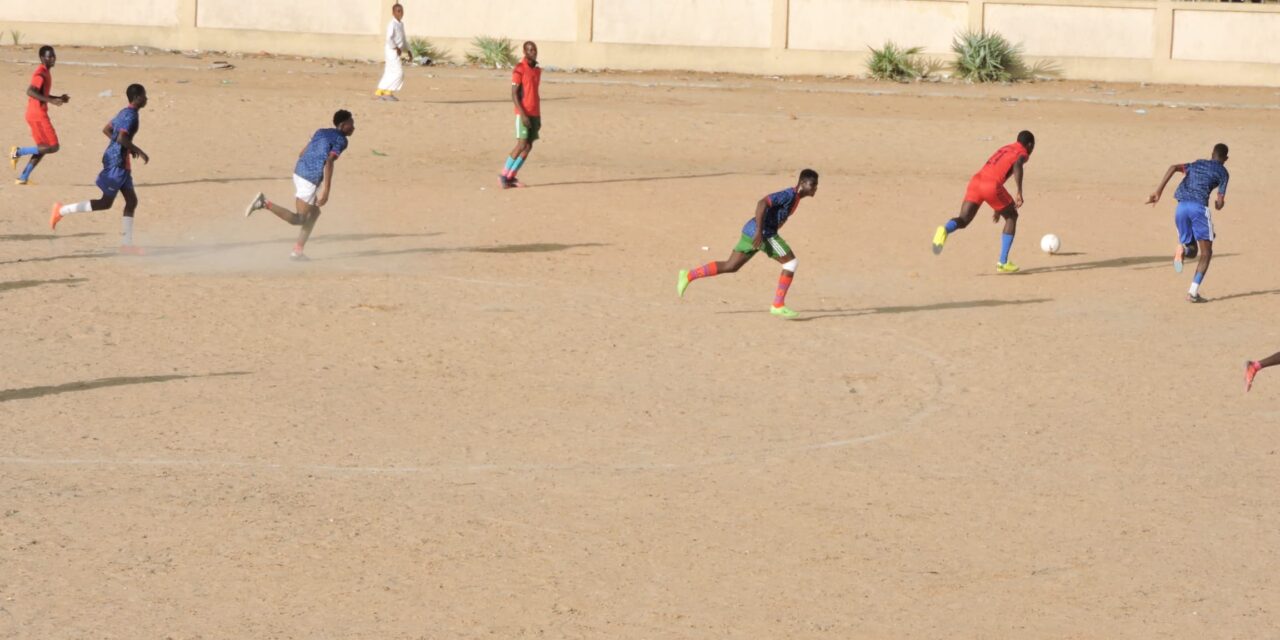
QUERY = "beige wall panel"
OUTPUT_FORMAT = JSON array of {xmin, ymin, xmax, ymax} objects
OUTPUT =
[
  {"xmin": 593, "ymin": 0, "xmax": 773, "ymax": 49},
  {"xmin": 1172, "ymin": 9, "xmax": 1280, "ymax": 64},
  {"xmin": 789, "ymin": 0, "xmax": 967, "ymax": 54},
  {"xmin": 405, "ymin": 0, "xmax": 578, "ymax": 42},
  {"xmin": 198, "ymin": 0, "xmax": 380, "ymax": 36},
  {"xmin": 985, "ymin": 5, "xmax": 1154, "ymax": 59},
  {"xmin": 0, "ymin": 0, "xmax": 180, "ymax": 27}
]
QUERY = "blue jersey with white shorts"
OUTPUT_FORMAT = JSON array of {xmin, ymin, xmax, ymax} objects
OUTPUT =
[{"xmin": 294, "ymin": 128, "xmax": 348, "ymax": 186}]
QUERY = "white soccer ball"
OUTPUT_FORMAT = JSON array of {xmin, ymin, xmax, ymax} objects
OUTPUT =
[{"xmin": 1040, "ymin": 234, "xmax": 1061, "ymax": 254}]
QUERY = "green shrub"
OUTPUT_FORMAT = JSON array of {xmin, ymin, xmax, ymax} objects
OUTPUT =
[
  {"xmin": 465, "ymin": 36, "xmax": 518, "ymax": 68},
  {"xmin": 407, "ymin": 36, "xmax": 451, "ymax": 65},
  {"xmin": 867, "ymin": 42, "xmax": 930, "ymax": 81},
  {"xmin": 951, "ymin": 31, "xmax": 1032, "ymax": 83}
]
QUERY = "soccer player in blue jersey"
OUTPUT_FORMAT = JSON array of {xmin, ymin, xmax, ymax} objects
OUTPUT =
[
  {"xmin": 676, "ymin": 169, "xmax": 819, "ymax": 318},
  {"xmin": 1146, "ymin": 143, "xmax": 1230, "ymax": 303},
  {"xmin": 50, "ymin": 83, "xmax": 148, "ymax": 254},
  {"xmin": 244, "ymin": 109, "xmax": 355, "ymax": 260}
]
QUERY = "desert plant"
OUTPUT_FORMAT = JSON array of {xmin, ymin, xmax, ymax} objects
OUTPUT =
[
  {"xmin": 407, "ymin": 36, "xmax": 451, "ymax": 65},
  {"xmin": 951, "ymin": 30, "xmax": 1032, "ymax": 83},
  {"xmin": 867, "ymin": 42, "xmax": 928, "ymax": 81},
  {"xmin": 9, "ymin": 30, "xmax": 22, "ymax": 46},
  {"xmin": 465, "ymin": 36, "xmax": 517, "ymax": 68}
]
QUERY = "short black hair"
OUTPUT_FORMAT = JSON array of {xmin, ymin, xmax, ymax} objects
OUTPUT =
[
  {"xmin": 1213, "ymin": 143, "xmax": 1229, "ymax": 159},
  {"xmin": 799, "ymin": 168, "xmax": 819, "ymax": 183},
  {"xmin": 1017, "ymin": 130, "xmax": 1035, "ymax": 148},
  {"xmin": 126, "ymin": 83, "xmax": 146, "ymax": 102},
  {"xmin": 333, "ymin": 109, "xmax": 353, "ymax": 127},
  {"xmin": 38, "ymin": 45, "xmax": 54, "ymax": 58}
]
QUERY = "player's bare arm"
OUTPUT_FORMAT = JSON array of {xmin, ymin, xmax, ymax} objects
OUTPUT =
[
  {"xmin": 117, "ymin": 130, "xmax": 149, "ymax": 165},
  {"xmin": 1146, "ymin": 164, "xmax": 1184, "ymax": 204},
  {"xmin": 317, "ymin": 155, "xmax": 336, "ymax": 207},
  {"xmin": 27, "ymin": 85, "xmax": 67, "ymax": 106},
  {"xmin": 511, "ymin": 84, "xmax": 529, "ymax": 126},
  {"xmin": 750, "ymin": 197, "xmax": 768, "ymax": 250},
  {"xmin": 1013, "ymin": 157, "xmax": 1027, "ymax": 207}
]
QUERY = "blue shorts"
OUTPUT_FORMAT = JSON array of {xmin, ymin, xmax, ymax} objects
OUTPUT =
[
  {"xmin": 1175, "ymin": 201, "xmax": 1214, "ymax": 244},
  {"xmin": 96, "ymin": 167, "xmax": 134, "ymax": 197}
]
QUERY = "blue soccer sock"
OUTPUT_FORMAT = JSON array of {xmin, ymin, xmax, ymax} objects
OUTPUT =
[
  {"xmin": 19, "ymin": 160, "xmax": 37, "ymax": 181},
  {"xmin": 502, "ymin": 156, "xmax": 515, "ymax": 176},
  {"xmin": 999, "ymin": 233, "xmax": 1014, "ymax": 264},
  {"xmin": 944, "ymin": 219, "xmax": 959, "ymax": 233},
  {"xmin": 509, "ymin": 155, "xmax": 526, "ymax": 177},
  {"xmin": 16, "ymin": 146, "xmax": 38, "ymax": 157}
]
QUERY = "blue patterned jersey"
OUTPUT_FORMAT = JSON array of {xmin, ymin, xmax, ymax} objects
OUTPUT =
[
  {"xmin": 1174, "ymin": 159, "xmax": 1229, "ymax": 205},
  {"xmin": 742, "ymin": 187, "xmax": 801, "ymax": 238},
  {"xmin": 294, "ymin": 128, "xmax": 349, "ymax": 185},
  {"xmin": 102, "ymin": 106, "xmax": 139, "ymax": 171}
]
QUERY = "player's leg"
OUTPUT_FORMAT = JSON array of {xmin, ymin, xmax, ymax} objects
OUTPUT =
[
  {"xmin": 767, "ymin": 237, "xmax": 799, "ymax": 318},
  {"xmin": 14, "ymin": 120, "xmax": 59, "ymax": 184},
  {"xmin": 1246, "ymin": 351, "xmax": 1280, "ymax": 391},
  {"xmin": 1186, "ymin": 207, "xmax": 1214, "ymax": 302},
  {"xmin": 291, "ymin": 200, "xmax": 321, "ymax": 259},
  {"xmin": 678, "ymin": 238, "xmax": 755, "ymax": 297},
  {"xmin": 501, "ymin": 117, "xmax": 529, "ymax": 188},
  {"xmin": 51, "ymin": 167, "xmax": 125, "ymax": 230},
  {"xmin": 933, "ymin": 195, "xmax": 981, "ymax": 254},
  {"xmin": 118, "ymin": 186, "xmax": 143, "ymax": 254},
  {"xmin": 995, "ymin": 204, "xmax": 1020, "ymax": 273},
  {"xmin": 245, "ymin": 191, "xmax": 303, "ymax": 223}
]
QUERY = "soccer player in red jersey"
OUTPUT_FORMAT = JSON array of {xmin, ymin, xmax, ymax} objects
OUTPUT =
[
  {"xmin": 931, "ymin": 130, "xmax": 1035, "ymax": 273},
  {"xmin": 1245, "ymin": 352, "xmax": 1280, "ymax": 392},
  {"xmin": 10, "ymin": 46, "xmax": 69, "ymax": 185},
  {"xmin": 498, "ymin": 41, "xmax": 541, "ymax": 189}
]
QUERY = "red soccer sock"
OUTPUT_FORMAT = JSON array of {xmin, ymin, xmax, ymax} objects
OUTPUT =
[
  {"xmin": 687, "ymin": 262, "xmax": 719, "ymax": 281},
  {"xmin": 772, "ymin": 273, "xmax": 794, "ymax": 308}
]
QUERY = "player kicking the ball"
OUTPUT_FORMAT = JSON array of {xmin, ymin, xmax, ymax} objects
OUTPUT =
[
  {"xmin": 676, "ymin": 169, "xmax": 819, "ymax": 319},
  {"xmin": 932, "ymin": 130, "xmax": 1035, "ymax": 273},
  {"xmin": 1146, "ymin": 143, "xmax": 1229, "ymax": 303},
  {"xmin": 49, "ymin": 83, "xmax": 149, "ymax": 254},
  {"xmin": 243, "ymin": 109, "xmax": 355, "ymax": 260},
  {"xmin": 1245, "ymin": 352, "xmax": 1280, "ymax": 392}
]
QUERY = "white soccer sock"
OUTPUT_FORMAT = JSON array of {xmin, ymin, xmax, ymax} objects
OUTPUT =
[
  {"xmin": 60, "ymin": 201, "xmax": 92, "ymax": 215},
  {"xmin": 121, "ymin": 216, "xmax": 134, "ymax": 245},
  {"xmin": 1189, "ymin": 282, "xmax": 1200, "ymax": 296}
]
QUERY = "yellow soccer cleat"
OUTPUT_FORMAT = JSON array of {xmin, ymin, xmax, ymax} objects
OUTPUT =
[
  {"xmin": 9, "ymin": 146, "xmax": 18, "ymax": 171},
  {"xmin": 931, "ymin": 226, "xmax": 947, "ymax": 255},
  {"xmin": 770, "ymin": 305, "xmax": 799, "ymax": 319},
  {"xmin": 996, "ymin": 261, "xmax": 1020, "ymax": 274},
  {"xmin": 677, "ymin": 270, "xmax": 691, "ymax": 297}
]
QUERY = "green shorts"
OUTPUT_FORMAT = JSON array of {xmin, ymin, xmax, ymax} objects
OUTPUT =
[
  {"xmin": 733, "ymin": 233, "xmax": 791, "ymax": 259},
  {"xmin": 515, "ymin": 115, "xmax": 541, "ymax": 142}
]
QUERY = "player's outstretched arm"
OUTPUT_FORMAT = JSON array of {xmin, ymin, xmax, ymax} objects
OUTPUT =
[{"xmin": 1146, "ymin": 164, "xmax": 1183, "ymax": 204}]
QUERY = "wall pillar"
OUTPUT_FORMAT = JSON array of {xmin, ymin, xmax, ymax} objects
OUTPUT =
[
  {"xmin": 771, "ymin": 0, "xmax": 789, "ymax": 50},
  {"xmin": 968, "ymin": 0, "xmax": 985, "ymax": 33},
  {"xmin": 577, "ymin": 0, "xmax": 594, "ymax": 43},
  {"xmin": 1153, "ymin": 0, "xmax": 1174, "ymax": 80}
]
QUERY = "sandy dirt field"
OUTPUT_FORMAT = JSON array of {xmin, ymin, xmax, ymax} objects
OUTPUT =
[{"xmin": 1, "ymin": 47, "xmax": 1278, "ymax": 638}]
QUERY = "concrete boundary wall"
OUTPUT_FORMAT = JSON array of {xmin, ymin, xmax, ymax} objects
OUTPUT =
[{"xmin": 2, "ymin": 0, "xmax": 1278, "ymax": 86}]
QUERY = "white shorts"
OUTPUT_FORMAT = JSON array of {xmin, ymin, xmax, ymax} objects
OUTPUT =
[{"xmin": 293, "ymin": 174, "xmax": 318, "ymax": 206}]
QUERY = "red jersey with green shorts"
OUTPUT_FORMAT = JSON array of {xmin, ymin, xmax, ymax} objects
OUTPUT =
[
  {"xmin": 25, "ymin": 64, "xmax": 58, "ymax": 147},
  {"xmin": 511, "ymin": 59, "xmax": 541, "ymax": 117},
  {"xmin": 964, "ymin": 141, "xmax": 1028, "ymax": 210}
]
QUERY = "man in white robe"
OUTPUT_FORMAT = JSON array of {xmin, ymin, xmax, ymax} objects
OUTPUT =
[{"xmin": 375, "ymin": 4, "xmax": 407, "ymax": 101}]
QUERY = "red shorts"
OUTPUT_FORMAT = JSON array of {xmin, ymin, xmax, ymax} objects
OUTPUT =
[
  {"xmin": 27, "ymin": 117, "xmax": 58, "ymax": 147},
  {"xmin": 964, "ymin": 176, "xmax": 1014, "ymax": 211}
]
